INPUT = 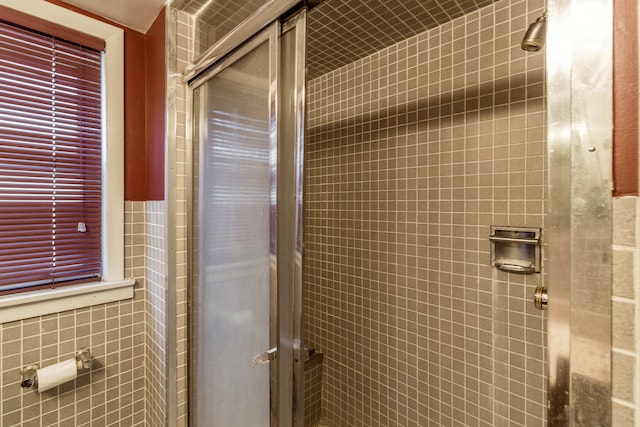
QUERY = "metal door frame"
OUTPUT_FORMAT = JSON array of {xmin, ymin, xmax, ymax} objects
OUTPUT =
[
  {"xmin": 188, "ymin": 22, "xmax": 280, "ymax": 426},
  {"xmin": 547, "ymin": 0, "xmax": 613, "ymax": 424},
  {"xmin": 278, "ymin": 11, "xmax": 307, "ymax": 427}
]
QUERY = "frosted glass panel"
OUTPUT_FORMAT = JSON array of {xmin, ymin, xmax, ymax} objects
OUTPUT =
[{"xmin": 192, "ymin": 41, "xmax": 272, "ymax": 426}]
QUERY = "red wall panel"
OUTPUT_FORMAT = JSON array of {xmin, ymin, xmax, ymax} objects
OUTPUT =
[
  {"xmin": 124, "ymin": 29, "xmax": 150, "ymax": 200},
  {"xmin": 613, "ymin": 0, "xmax": 639, "ymax": 196},
  {"xmin": 144, "ymin": 8, "xmax": 166, "ymax": 201},
  {"xmin": 45, "ymin": 0, "xmax": 166, "ymax": 201}
]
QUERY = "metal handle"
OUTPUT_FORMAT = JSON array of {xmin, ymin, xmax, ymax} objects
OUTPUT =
[
  {"xmin": 253, "ymin": 347, "xmax": 277, "ymax": 365},
  {"xmin": 533, "ymin": 286, "xmax": 548, "ymax": 310},
  {"xmin": 489, "ymin": 236, "xmax": 540, "ymax": 244},
  {"xmin": 494, "ymin": 260, "xmax": 536, "ymax": 274}
]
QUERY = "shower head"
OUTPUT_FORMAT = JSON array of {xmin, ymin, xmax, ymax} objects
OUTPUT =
[{"xmin": 521, "ymin": 12, "xmax": 547, "ymax": 52}]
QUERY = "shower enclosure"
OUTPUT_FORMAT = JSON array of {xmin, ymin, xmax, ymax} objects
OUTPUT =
[
  {"xmin": 168, "ymin": 0, "xmax": 615, "ymax": 425},
  {"xmin": 183, "ymin": 2, "xmax": 306, "ymax": 425}
]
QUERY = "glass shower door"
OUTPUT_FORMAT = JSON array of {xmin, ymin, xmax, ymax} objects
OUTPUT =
[{"xmin": 190, "ymin": 25, "xmax": 278, "ymax": 426}]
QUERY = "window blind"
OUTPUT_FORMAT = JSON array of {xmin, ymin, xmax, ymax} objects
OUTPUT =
[{"xmin": 0, "ymin": 18, "xmax": 103, "ymax": 293}]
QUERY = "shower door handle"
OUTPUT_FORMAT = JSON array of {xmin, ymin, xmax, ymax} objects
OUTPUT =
[{"xmin": 253, "ymin": 347, "xmax": 277, "ymax": 365}]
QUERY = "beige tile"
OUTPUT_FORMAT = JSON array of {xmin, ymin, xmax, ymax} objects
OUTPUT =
[
  {"xmin": 612, "ymin": 249, "xmax": 635, "ymax": 299},
  {"xmin": 612, "ymin": 197, "xmax": 637, "ymax": 247},
  {"xmin": 612, "ymin": 402, "xmax": 635, "ymax": 427},
  {"xmin": 612, "ymin": 352, "xmax": 636, "ymax": 402},
  {"xmin": 613, "ymin": 301, "xmax": 635, "ymax": 351}
]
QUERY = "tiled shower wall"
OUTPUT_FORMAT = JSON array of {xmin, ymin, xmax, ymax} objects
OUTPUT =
[
  {"xmin": 145, "ymin": 200, "xmax": 169, "ymax": 427},
  {"xmin": 0, "ymin": 201, "xmax": 167, "ymax": 427},
  {"xmin": 170, "ymin": 8, "xmax": 193, "ymax": 426},
  {"xmin": 304, "ymin": 0, "xmax": 548, "ymax": 425}
]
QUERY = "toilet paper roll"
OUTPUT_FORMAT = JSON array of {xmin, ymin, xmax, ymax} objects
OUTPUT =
[{"xmin": 37, "ymin": 359, "xmax": 77, "ymax": 392}]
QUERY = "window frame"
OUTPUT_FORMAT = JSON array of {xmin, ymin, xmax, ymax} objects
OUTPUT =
[{"xmin": 0, "ymin": 0, "xmax": 134, "ymax": 323}]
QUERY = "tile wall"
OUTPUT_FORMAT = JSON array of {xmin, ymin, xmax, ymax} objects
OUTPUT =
[
  {"xmin": 181, "ymin": 0, "xmax": 267, "ymax": 58},
  {"xmin": 194, "ymin": 0, "xmax": 265, "ymax": 55},
  {"xmin": 0, "ymin": 201, "xmax": 149, "ymax": 426},
  {"xmin": 304, "ymin": 362, "xmax": 324, "ymax": 426},
  {"xmin": 304, "ymin": 0, "xmax": 548, "ymax": 425},
  {"xmin": 171, "ymin": 8, "xmax": 193, "ymax": 427},
  {"xmin": 145, "ymin": 200, "xmax": 168, "ymax": 427},
  {"xmin": 307, "ymin": 0, "xmax": 497, "ymax": 79}
]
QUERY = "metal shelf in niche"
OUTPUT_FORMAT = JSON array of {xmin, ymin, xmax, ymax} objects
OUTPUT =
[{"xmin": 489, "ymin": 226, "xmax": 541, "ymax": 274}]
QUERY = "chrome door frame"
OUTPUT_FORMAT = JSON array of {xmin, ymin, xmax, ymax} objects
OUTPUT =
[
  {"xmin": 188, "ymin": 22, "xmax": 281, "ymax": 426},
  {"xmin": 278, "ymin": 10, "xmax": 306, "ymax": 427},
  {"xmin": 547, "ymin": 0, "xmax": 613, "ymax": 424}
]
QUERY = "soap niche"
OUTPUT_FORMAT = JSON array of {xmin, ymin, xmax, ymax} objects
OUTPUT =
[{"xmin": 489, "ymin": 226, "xmax": 541, "ymax": 274}]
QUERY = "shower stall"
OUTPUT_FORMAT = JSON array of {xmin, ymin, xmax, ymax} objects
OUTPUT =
[
  {"xmin": 181, "ymin": 4, "xmax": 306, "ymax": 425},
  {"xmin": 165, "ymin": 0, "xmax": 614, "ymax": 425}
]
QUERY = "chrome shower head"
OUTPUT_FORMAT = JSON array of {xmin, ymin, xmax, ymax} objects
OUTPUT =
[{"xmin": 521, "ymin": 12, "xmax": 547, "ymax": 51}]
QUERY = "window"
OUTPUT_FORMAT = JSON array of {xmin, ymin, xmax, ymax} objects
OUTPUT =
[
  {"xmin": 0, "ymin": 1, "xmax": 131, "ymax": 323},
  {"xmin": 0, "ymin": 18, "xmax": 103, "ymax": 294}
]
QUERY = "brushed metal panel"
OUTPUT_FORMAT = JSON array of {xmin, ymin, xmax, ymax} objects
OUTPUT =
[{"xmin": 547, "ymin": 0, "xmax": 613, "ymax": 424}]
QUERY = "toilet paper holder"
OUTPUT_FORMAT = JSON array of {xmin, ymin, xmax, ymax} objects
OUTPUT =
[
  {"xmin": 76, "ymin": 347, "xmax": 93, "ymax": 369},
  {"xmin": 20, "ymin": 347, "xmax": 94, "ymax": 390},
  {"xmin": 19, "ymin": 364, "xmax": 39, "ymax": 389}
]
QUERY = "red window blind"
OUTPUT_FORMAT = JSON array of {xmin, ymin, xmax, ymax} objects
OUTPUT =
[{"xmin": 0, "ymin": 18, "xmax": 103, "ymax": 294}]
